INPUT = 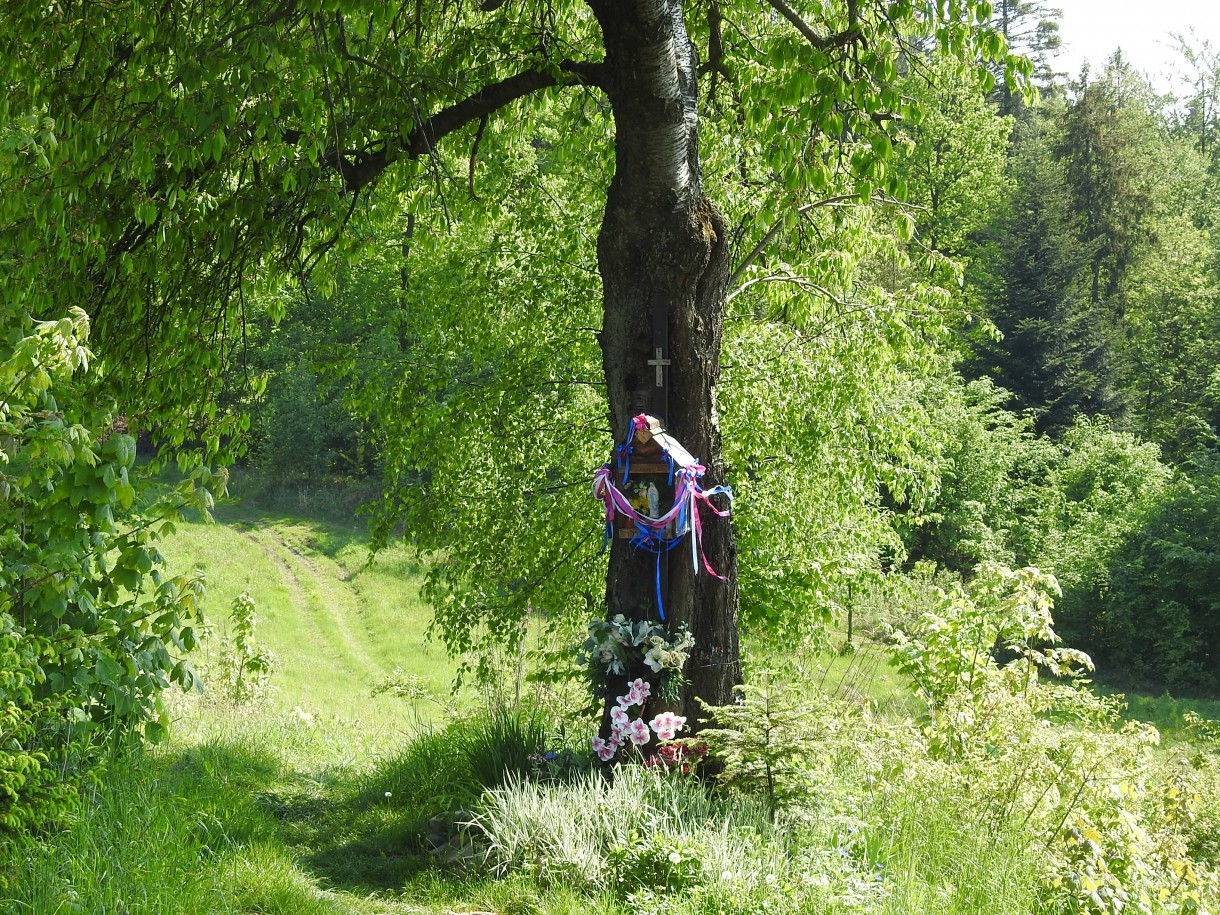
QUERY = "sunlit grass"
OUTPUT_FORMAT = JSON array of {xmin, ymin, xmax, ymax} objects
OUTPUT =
[{"xmin": 156, "ymin": 502, "xmax": 453, "ymax": 729}]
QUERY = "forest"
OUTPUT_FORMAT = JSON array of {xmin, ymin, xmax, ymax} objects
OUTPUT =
[{"xmin": 2, "ymin": 1, "xmax": 1220, "ymax": 913}]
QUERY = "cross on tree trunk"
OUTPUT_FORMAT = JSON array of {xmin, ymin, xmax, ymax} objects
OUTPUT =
[
  {"xmin": 592, "ymin": 0, "xmax": 742, "ymax": 734},
  {"xmin": 647, "ymin": 347, "xmax": 670, "ymax": 388}
]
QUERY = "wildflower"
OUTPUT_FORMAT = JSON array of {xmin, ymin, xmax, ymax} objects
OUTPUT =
[{"xmin": 668, "ymin": 851, "xmax": 683, "ymax": 864}]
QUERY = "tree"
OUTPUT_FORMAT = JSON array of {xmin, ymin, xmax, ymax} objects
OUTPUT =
[
  {"xmin": 1174, "ymin": 35, "xmax": 1220, "ymax": 168},
  {"xmin": 897, "ymin": 57, "xmax": 1013, "ymax": 257},
  {"xmin": 990, "ymin": 0, "xmax": 1064, "ymax": 110},
  {"xmin": 968, "ymin": 108, "xmax": 1114, "ymax": 433},
  {"xmin": 970, "ymin": 58, "xmax": 1173, "ymax": 436},
  {"xmin": 1, "ymin": 2, "xmax": 1018, "ymax": 727}
]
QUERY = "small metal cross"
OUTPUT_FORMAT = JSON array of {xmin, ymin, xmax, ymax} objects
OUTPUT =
[{"xmin": 647, "ymin": 347, "xmax": 670, "ymax": 388}]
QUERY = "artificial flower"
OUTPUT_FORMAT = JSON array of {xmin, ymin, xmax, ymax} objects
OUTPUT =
[
  {"xmin": 626, "ymin": 719, "xmax": 651, "ymax": 746},
  {"xmin": 592, "ymin": 736, "xmax": 616, "ymax": 762},
  {"xmin": 648, "ymin": 712, "xmax": 687, "ymax": 741}
]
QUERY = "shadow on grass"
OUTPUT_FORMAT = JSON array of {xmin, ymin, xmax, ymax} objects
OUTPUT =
[
  {"xmin": 1104, "ymin": 689, "xmax": 1220, "ymax": 739},
  {"xmin": 157, "ymin": 729, "xmax": 459, "ymax": 898},
  {"xmin": 212, "ymin": 503, "xmax": 427, "ymax": 579}
]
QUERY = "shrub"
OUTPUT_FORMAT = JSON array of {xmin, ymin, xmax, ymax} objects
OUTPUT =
[
  {"xmin": 1084, "ymin": 446, "xmax": 1220, "ymax": 695},
  {"xmin": 1, "ymin": 309, "xmax": 216, "ymax": 830},
  {"xmin": 209, "ymin": 591, "xmax": 276, "ymax": 706}
]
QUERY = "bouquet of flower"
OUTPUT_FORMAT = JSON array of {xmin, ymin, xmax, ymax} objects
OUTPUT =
[
  {"xmin": 591, "ymin": 678, "xmax": 688, "ymax": 762},
  {"xmin": 576, "ymin": 614, "xmax": 693, "ymax": 702}
]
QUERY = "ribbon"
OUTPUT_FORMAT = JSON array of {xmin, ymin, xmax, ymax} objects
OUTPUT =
[{"xmin": 591, "ymin": 455, "xmax": 733, "ymax": 597}]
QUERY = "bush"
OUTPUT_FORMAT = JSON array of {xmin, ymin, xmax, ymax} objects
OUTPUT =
[
  {"xmin": 1, "ymin": 309, "xmax": 216, "ymax": 830},
  {"xmin": 1084, "ymin": 446, "xmax": 1220, "ymax": 695}
]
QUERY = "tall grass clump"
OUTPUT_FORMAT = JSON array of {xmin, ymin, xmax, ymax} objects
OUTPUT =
[
  {"xmin": 0, "ymin": 749, "xmax": 236, "ymax": 914},
  {"xmin": 361, "ymin": 701, "xmax": 558, "ymax": 832},
  {"xmin": 462, "ymin": 705, "xmax": 550, "ymax": 789},
  {"xmin": 476, "ymin": 766, "xmax": 775, "ymax": 893},
  {"xmin": 360, "ymin": 721, "xmax": 481, "ymax": 820}
]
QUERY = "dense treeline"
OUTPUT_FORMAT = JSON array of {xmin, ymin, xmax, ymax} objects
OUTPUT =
[{"xmin": 949, "ymin": 50, "xmax": 1220, "ymax": 694}]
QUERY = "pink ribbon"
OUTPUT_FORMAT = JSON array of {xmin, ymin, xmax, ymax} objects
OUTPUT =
[{"xmin": 592, "ymin": 461, "xmax": 731, "ymax": 581}]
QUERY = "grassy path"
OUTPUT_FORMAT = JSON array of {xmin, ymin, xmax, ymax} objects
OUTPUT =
[{"xmin": 157, "ymin": 505, "xmax": 453, "ymax": 728}]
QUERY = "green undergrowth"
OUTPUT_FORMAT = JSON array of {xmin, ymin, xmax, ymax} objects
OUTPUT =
[{"xmin": 4, "ymin": 499, "xmax": 1220, "ymax": 915}]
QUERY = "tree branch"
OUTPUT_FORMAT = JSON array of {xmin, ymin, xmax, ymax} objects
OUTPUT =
[
  {"xmin": 339, "ymin": 60, "xmax": 605, "ymax": 192},
  {"xmin": 728, "ymin": 193, "xmax": 861, "ymax": 286},
  {"xmin": 468, "ymin": 114, "xmax": 488, "ymax": 199},
  {"xmin": 765, "ymin": 0, "xmax": 861, "ymax": 51}
]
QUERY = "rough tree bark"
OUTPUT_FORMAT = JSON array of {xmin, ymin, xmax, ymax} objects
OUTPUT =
[{"xmin": 588, "ymin": 0, "xmax": 742, "ymax": 725}]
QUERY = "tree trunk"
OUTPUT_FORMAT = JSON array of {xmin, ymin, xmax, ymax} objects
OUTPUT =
[{"xmin": 588, "ymin": 0, "xmax": 741, "ymax": 729}]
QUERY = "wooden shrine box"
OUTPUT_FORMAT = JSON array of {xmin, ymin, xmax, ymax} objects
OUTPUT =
[{"xmin": 613, "ymin": 415, "xmax": 698, "ymax": 539}]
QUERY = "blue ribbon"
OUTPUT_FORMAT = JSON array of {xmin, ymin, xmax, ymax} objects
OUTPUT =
[{"xmin": 655, "ymin": 552, "xmax": 665, "ymax": 620}]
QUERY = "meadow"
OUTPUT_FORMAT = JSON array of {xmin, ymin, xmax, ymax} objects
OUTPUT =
[{"xmin": 3, "ymin": 497, "xmax": 1218, "ymax": 915}]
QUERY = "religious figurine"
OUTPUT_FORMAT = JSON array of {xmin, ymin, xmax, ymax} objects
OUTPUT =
[
  {"xmin": 629, "ymin": 481, "xmax": 651, "ymax": 514},
  {"xmin": 646, "ymin": 482, "xmax": 660, "ymax": 519}
]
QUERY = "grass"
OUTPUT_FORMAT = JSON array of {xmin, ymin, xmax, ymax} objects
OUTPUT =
[
  {"xmin": 1106, "ymin": 690, "xmax": 1220, "ymax": 737},
  {"xmin": 156, "ymin": 500, "xmax": 453, "ymax": 725},
  {"xmin": 4, "ymin": 479, "xmax": 1220, "ymax": 915}
]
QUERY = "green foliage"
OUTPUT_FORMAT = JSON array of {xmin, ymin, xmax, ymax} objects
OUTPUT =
[
  {"xmin": 904, "ymin": 376, "xmax": 1198, "ymax": 695},
  {"xmin": 904, "ymin": 376, "xmax": 1057, "ymax": 571},
  {"xmin": 888, "ymin": 563, "xmax": 1092, "ymax": 715},
  {"xmin": 0, "ymin": 612, "xmax": 74, "ymax": 832},
  {"xmin": 235, "ymin": 265, "xmax": 401, "ymax": 486},
  {"xmin": 209, "ymin": 591, "xmax": 276, "ymax": 706},
  {"xmin": 968, "ymin": 104, "xmax": 1126, "ymax": 433},
  {"xmin": 698, "ymin": 677, "xmax": 829, "ymax": 818},
  {"xmin": 883, "ymin": 568, "xmax": 1220, "ymax": 915},
  {"xmin": 609, "ymin": 832, "xmax": 704, "ymax": 895},
  {"xmin": 1080, "ymin": 446, "xmax": 1220, "ymax": 695},
  {"xmin": 1029, "ymin": 419, "xmax": 1172, "ymax": 594},
  {"xmin": 896, "ymin": 57, "xmax": 1014, "ymax": 256},
  {"xmin": 1, "ymin": 308, "xmax": 218, "ymax": 829}
]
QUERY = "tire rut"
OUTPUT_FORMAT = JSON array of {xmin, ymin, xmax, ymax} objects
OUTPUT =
[{"xmin": 235, "ymin": 524, "xmax": 382, "ymax": 681}]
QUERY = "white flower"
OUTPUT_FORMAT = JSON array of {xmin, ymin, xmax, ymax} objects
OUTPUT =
[
  {"xmin": 668, "ymin": 851, "xmax": 683, "ymax": 865},
  {"xmin": 643, "ymin": 647, "xmax": 665, "ymax": 673},
  {"xmin": 626, "ymin": 719, "xmax": 651, "ymax": 746},
  {"xmin": 648, "ymin": 712, "xmax": 686, "ymax": 741},
  {"xmin": 592, "ymin": 736, "xmax": 616, "ymax": 762}
]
